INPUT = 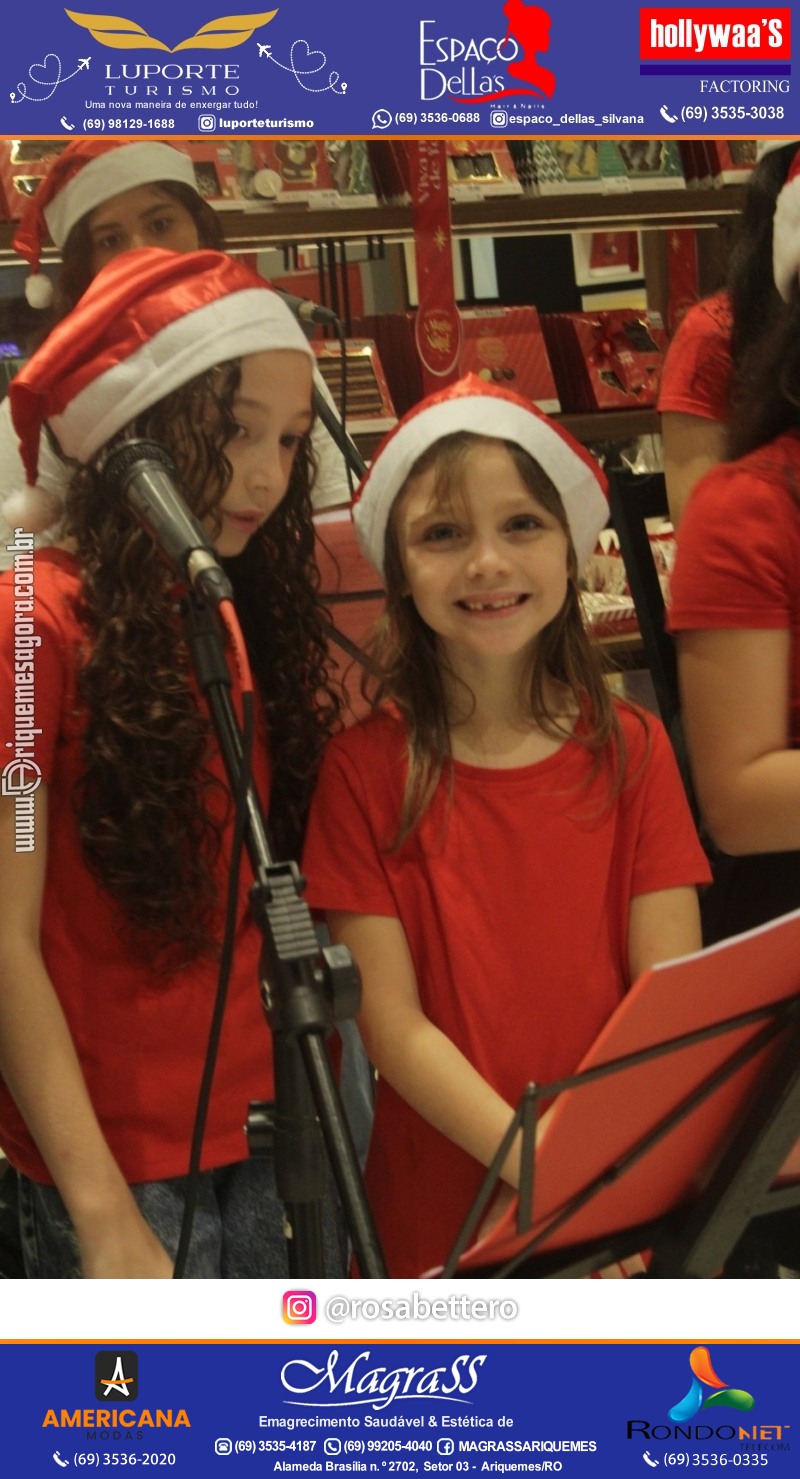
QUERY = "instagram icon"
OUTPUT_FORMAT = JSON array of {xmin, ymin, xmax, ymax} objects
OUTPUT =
[{"xmin": 283, "ymin": 1291, "xmax": 317, "ymax": 1324}]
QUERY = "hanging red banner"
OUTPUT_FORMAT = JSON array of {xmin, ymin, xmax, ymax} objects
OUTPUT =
[{"xmin": 409, "ymin": 140, "xmax": 462, "ymax": 391}]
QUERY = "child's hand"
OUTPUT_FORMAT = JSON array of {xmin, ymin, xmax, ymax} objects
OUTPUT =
[{"xmin": 79, "ymin": 1211, "xmax": 174, "ymax": 1279}]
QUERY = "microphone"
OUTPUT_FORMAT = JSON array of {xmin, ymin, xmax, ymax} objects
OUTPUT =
[
  {"xmin": 102, "ymin": 439, "xmax": 234, "ymax": 606},
  {"xmin": 272, "ymin": 288, "xmax": 341, "ymax": 326}
]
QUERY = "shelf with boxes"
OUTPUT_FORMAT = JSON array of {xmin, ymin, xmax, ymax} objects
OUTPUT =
[{"xmin": 0, "ymin": 186, "xmax": 748, "ymax": 261}]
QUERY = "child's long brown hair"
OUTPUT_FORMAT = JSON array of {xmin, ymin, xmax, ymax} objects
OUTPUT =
[{"xmin": 365, "ymin": 431, "xmax": 635, "ymax": 845}]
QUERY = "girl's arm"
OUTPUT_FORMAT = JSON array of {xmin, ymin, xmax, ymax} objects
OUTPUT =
[
  {"xmin": 660, "ymin": 411, "xmax": 727, "ymax": 530},
  {"xmin": 627, "ymin": 885, "xmax": 702, "ymax": 984},
  {"xmin": 0, "ymin": 790, "xmax": 173, "ymax": 1278},
  {"xmin": 327, "ymin": 910, "xmax": 523, "ymax": 1187},
  {"xmin": 678, "ymin": 625, "xmax": 800, "ymax": 854}
]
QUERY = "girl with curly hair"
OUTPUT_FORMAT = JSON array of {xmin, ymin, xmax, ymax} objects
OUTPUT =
[
  {"xmin": 0, "ymin": 139, "xmax": 349, "ymax": 573},
  {"xmin": 0, "ymin": 247, "xmax": 344, "ymax": 1279},
  {"xmin": 301, "ymin": 376, "xmax": 710, "ymax": 1278}
]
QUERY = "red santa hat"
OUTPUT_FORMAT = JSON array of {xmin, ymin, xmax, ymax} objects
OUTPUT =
[
  {"xmin": 12, "ymin": 139, "xmax": 198, "ymax": 309},
  {"xmin": 4, "ymin": 247, "xmax": 314, "ymax": 534},
  {"xmin": 353, "ymin": 374, "xmax": 608, "ymax": 576},
  {"xmin": 773, "ymin": 148, "xmax": 800, "ymax": 300}
]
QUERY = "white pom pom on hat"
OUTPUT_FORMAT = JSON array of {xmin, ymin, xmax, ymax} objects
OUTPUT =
[
  {"xmin": 12, "ymin": 139, "xmax": 198, "ymax": 311},
  {"xmin": 773, "ymin": 149, "xmax": 800, "ymax": 300},
  {"xmin": 353, "ymin": 373, "xmax": 609, "ymax": 577}
]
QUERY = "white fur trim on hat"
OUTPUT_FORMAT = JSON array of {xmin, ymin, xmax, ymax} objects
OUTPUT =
[
  {"xmin": 44, "ymin": 143, "xmax": 197, "ymax": 248},
  {"xmin": 47, "ymin": 287, "xmax": 314, "ymax": 467},
  {"xmin": 773, "ymin": 173, "xmax": 800, "ymax": 300},
  {"xmin": 354, "ymin": 393, "xmax": 608, "ymax": 577}
]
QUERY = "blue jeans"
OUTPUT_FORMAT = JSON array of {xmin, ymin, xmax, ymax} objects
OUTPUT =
[{"xmin": 18, "ymin": 1158, "xmax": 347, "ymax": 1279}]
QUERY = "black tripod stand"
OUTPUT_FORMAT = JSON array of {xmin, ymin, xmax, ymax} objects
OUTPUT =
[{"xmin": 182, "ymin": 593, "xmax": 387, "ymax": 1278}]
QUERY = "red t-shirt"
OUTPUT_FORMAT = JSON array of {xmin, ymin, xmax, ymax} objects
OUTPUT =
[
  {"xmin": 657, "ymin": 290, "xmax": 733, "ymax": 423},
  {"xmin": 302, "ymin": 703, "xmax": 710, "ymax": 1277},
  {"xmin": 0, "ymin": 549, "xmax": 275, "ymax": 1184},
  {"xmin": 668, "ymin": 429, "xmax": 800, "ymax": 746}
]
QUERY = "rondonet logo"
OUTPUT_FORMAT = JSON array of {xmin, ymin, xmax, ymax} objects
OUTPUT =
[
  {"xmin": 640, "ymin": 8, "xmax": 791, "ymax": 61},
  {"xmin": 65, "ymin": 8, "xmax": 278, "ymax": 51}
]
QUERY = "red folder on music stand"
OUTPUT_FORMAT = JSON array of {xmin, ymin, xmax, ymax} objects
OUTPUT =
[{"xmin": 446, "ymin": 907, "xmax": 800, "ymax": 1279}]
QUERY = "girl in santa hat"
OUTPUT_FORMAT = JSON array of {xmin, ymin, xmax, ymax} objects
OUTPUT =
[
  {"xmin": 301, "ymin": 375, "xmax": 711, "ymax": 1278},
  {"xmin": 669, "ymin": 152, "xmax": 800, "ymax": 1276},
  {"xmin": 0, "ymin": 247, "xmax": 345, "ymax": 1278},
  {"xmin": 0, "ymin": 139, "xmax": 348, "ymax": 570}
]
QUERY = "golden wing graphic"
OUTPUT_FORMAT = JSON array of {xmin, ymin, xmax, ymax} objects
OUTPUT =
[
  {"xmin": 174, "ymin": 12, "xmax": 279, "ymax": 52},
  {"xmin": 65, "ymin": 9, "xmax": 279, "ymax": 52},
  {"xmin": 65, "ymin": 10, "xmax": 170, "ymax": 50}
]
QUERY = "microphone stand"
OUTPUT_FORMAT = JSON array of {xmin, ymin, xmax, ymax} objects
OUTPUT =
[
  {"xmin": 181, "ymin": 593, "xmax": 387, "ymax": 1278},
  {"xmin": 313, "ymin": 384, "xmax": 368, "ymax": 485}
]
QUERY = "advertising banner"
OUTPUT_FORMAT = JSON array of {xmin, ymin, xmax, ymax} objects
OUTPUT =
[{"xmin": 0, "ymin": 2, "xmax": 795, "ymax": 138}]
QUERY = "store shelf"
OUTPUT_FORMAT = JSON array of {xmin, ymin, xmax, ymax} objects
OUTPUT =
[{"xmin": 0, "ymin": 186, "xmax": 748, "ymax": 264}]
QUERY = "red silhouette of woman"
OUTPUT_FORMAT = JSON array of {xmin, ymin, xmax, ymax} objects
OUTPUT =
[{"xmin": 502, "ymin": 0, "xmax": 555, "ymax": 99}]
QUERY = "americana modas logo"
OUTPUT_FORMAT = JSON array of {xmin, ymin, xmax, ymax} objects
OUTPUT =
[
  {"xmin": 65, "ymin": 8, "xmax": 277, "ymax": 51},
  {"xmin": 95, "ymin": 1351, "xmax": 139, "ymax": 1401}
]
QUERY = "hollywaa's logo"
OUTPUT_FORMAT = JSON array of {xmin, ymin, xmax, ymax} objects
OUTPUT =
[
  {"xmin": 65, "ymin": 7, "xmax": 278, "ymax": 51},
  {"xmin": 668, "ymin": 1347, "xmax": 754, "ymax": 1423},
  {"xmin": 421, "ymin": 1, "xmax": 556, "ymax": 103}
]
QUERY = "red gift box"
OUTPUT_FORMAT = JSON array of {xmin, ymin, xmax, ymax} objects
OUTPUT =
[
  {"xmin": 458, "ymin": 307, "xmax": 560, "ymax": 413},
  {"xmin": 542, "ymin": 310, "xmax": 666, "ymax": 412}
]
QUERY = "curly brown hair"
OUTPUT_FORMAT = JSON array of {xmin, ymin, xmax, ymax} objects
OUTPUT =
[
  {"xmin": 365, "ymin": 432, "xmax": 631, "ymax": 845},
  {"xmin": 62, "ymin": 360, "xmax": 340, "ymax": 965}
]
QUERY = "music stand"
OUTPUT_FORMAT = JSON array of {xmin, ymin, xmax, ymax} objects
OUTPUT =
[{"xmin": 437, "ymin": 907, "xmax": 800, "ymax": 1279}]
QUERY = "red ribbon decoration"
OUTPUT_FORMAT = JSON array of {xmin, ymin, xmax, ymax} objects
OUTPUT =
[{"xmin": 409, "ymin": 140, "xmax": 462, "ymax": 392}]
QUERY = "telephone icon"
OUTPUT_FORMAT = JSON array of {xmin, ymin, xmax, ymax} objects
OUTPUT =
[
  {"xmin": 60, "ymin": 116, "xmax": 76, "ymax": 131},
  {"xmin": 643, "ymin": 1453, "xmax": 660, "ymax": 1469},
  {"xmin": 660, "ymin": 105, "xmax": 678, "ymax": 123},
  {"xmin": 53, "ymin": 1454, "xmax": 69, "ymax": 1469}
]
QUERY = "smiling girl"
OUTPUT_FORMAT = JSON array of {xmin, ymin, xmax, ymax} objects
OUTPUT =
[{"xmin": 301, "ymin": 376, "xmax": 710, "ymax": 1277}]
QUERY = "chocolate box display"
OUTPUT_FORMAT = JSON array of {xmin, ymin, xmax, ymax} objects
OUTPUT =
[
  {"xmin": 445, "ymin": 139, "xmax": 522, "ymax": 199},
  {"xmin": 458, "ymin": 307, "xmax": 560, "ymax": 413},
  {"xmin": 312, "ymin": 339, "xmax": 397, "ymax": 435},
  {"xmin": 541, "ymin": 310, "xmax": 666, "ymax": 412},
  {"xmin": 600, "ymin": 140, "xmax": 686, "ymax": 192},
  {"xmin": 531, "ymin": 140, "xmax": 605, "ymax": 195},
  {"xmin": 234, "ymin": 139, "xmax": 377, "ymax": 208}
]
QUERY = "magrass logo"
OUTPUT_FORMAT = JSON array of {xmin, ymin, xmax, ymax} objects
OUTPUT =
[
  {"xmin": 668, "ymin": 1347, "xmax": 754, "ymax": 1423},
  {"xmin": 65, "ymin": 7, "xmax": 278, "ymax": 51},
  {"xmin": 95, "ymin": 1351, "xmax": 139, "ymax": 1401}
]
